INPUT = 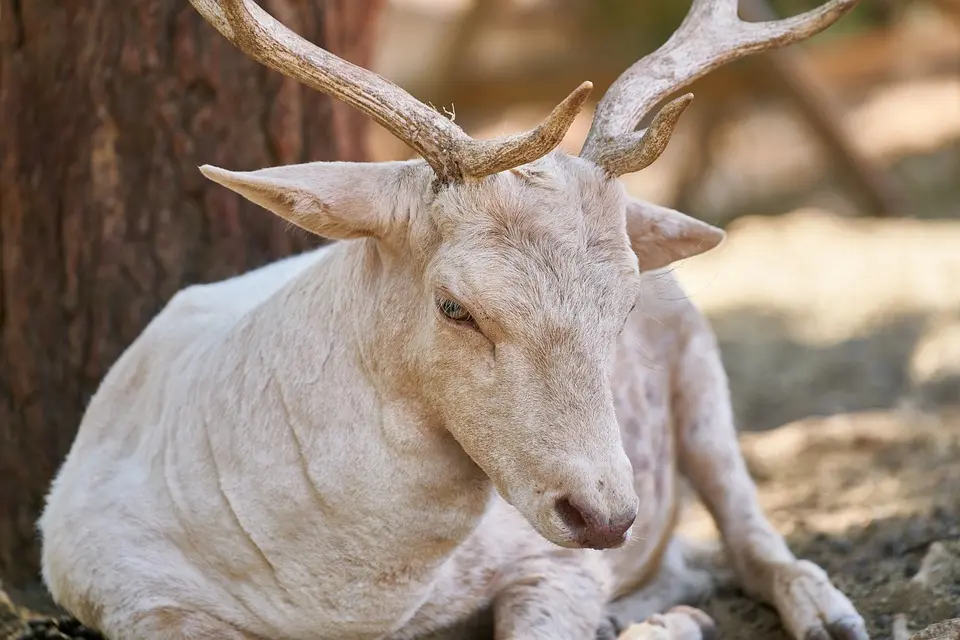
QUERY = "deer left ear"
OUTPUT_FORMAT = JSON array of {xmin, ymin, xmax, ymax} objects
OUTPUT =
[{"xmin": 624, "ymin": 197, "xmax": 725, "ymax": 270}]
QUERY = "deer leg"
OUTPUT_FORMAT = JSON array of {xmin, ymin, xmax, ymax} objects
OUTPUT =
[
  {"xmin": 614, "ymin": 606, "xmax": 717, "ymax": 640},
  {"xmin": 491, "ymin": 552, "xmax": 609, "ymax": 640},
  {"xmin": 598, "ymin": 536, "xmax": 726, "ymax": 639},
  {"xmin": 110, "ymin": 607, "xmax": 260, "ymax": 640},
  {"xmin": 670, "ymin": 323, "xmax": 868, "ymax": 640}
]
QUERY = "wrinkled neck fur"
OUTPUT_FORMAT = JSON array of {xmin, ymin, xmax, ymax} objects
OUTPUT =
[
  {"xmin": 214, "ymin": 236, "xmax": 491, "ymax": 518},
  {"xmin": 226, "ymin": 238, "xmax": 403, "ymax": 419}
]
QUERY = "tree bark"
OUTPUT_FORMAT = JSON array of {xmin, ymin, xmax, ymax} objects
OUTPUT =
[{"xmin": 0, "ymin": 0, "xmax": 383, "ymax": 589}]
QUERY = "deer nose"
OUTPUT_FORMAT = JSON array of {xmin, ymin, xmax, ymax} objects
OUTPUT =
[{"xmin": 555, "ymin": 495, "xmax": 636, "ymax": 549}]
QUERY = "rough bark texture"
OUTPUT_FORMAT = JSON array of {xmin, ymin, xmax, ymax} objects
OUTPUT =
[{"xmin": 0, "ymin": 0, "xmax": 383, "ymax": 589}]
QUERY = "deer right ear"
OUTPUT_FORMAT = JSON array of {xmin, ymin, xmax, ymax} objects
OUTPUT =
[{"xmin": 199, "ymin": 160, "xmax": 426, "ymax": 241}]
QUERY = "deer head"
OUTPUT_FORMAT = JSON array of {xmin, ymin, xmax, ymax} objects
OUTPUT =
[{"xmin": 189, "ymin": 0, "xmax": 860, "ymax": 551}]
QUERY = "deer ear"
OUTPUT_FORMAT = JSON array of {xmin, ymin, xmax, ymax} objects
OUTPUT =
[
  {"xmin": 199, "ymin": 160, "xmax": 424, "ymax": 241},
  {"xmin": 624, "ymin": 197, "xmax": 725, "ymax": 270}
]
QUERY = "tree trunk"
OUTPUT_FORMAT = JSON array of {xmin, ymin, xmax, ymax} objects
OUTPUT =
[{"xmin": 0, "ymin": 0, "xmax": 384, "ymax": 589}]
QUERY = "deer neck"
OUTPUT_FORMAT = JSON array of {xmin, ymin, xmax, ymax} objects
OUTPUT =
[{"xmin": 205, "ymin": 238, "xmax": 493, "ymax": 570}]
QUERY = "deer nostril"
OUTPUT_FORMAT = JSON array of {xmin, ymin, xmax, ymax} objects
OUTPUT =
[
  {"xmin": 555, "ymin": 496, "xmax": 588, "ymax": 532},
  {"xmin": 554, "ymin": 495, "xmax": 636, "ymax": 549}
]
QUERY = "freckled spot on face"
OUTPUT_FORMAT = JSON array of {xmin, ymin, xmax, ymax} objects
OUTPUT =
[
  {"xmin": 688, "ymin": 418, "xmax": 706, "ymax": 436},
  {"xmin": 645, "ymin": 384, "xmax": 657, "ymax": 406}
]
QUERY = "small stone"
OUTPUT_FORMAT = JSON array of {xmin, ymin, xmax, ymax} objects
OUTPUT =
[
  {"xmin": 909, "ymin": 618, "xmax": 960, "ymax": 640},
  {"xmin": 912, "ymin": 542, "xmax": 960, "ymax": 590}
]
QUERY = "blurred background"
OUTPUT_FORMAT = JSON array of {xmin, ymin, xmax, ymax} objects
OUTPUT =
[{"xmin": 1, "ymin": 1, "xmax": 958, "ymax": 638}]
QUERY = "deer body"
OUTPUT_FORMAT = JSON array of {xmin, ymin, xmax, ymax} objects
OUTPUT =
[
  {"xmin": 40, "ymin": 1, "xmax": 871, "ymax": 638},
  {"xmin": 40, "ymin": 158, "xmax": 682, "ymax": 639}
]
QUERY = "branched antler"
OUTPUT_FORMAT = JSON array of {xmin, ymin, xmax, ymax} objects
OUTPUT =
[
  {"xmin": 580, "ymin": 0, "xmax": 862, "ymax": 176},
  {"xmin": 189, "ymin": 0, "xmax": 592, "ymax": 183}
]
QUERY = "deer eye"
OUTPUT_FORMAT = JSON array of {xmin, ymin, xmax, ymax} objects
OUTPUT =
[{"xmin": 437, "ymin": 297, "xmax": 473, "ymax": 323}]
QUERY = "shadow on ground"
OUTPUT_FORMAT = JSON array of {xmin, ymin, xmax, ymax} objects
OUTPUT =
[{"xmin": 708, "ymin": 307, "xmax": 959, "ymax": 432}]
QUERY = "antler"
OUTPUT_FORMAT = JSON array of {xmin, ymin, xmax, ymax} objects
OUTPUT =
[
  {"xmin": 189, "ymin": 0, "xmax": 592, "ymax": 183},
  {"xmin": 580, "ymin": 0, "xmax": 862, "ymax": 176}
]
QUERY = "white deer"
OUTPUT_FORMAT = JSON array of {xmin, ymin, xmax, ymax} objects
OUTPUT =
[{"xmin": 38, "ymin": 1, "xmax": 870, "ymax": 639}]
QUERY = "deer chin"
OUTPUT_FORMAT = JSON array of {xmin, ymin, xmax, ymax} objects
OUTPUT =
[
  {"xmin": 524, "ymin": 506, "xmax": 630, "ymax": 551},
  {"xmin": 503, "ymin": 490, "xmax": 636, "ymax": 551}
]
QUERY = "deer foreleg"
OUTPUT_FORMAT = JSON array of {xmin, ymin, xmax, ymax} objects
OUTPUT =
[
  {"xmin": 671, "ymin": 320, "xmax": 868, "ymax": 640},
  {"xmin": 491, "ymin": 551, "xmax": 610, "ymax": 640}
]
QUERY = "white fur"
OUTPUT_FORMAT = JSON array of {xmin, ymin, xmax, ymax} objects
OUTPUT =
[{"xmin": 38, "ymin": 153, "xmax": 866, "ymax": 640}]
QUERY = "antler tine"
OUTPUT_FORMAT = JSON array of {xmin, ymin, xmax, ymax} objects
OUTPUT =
[
  {"xmin": 580, "ymin": 0, "xmax": 862, "ymax": 176},
  {"xmin": 189, "ymin": 0, "xmax": 591, "ymax": 182},
  {"xmin": 463, "ymin": 81, "xmax": 594, "ymax": 177}
]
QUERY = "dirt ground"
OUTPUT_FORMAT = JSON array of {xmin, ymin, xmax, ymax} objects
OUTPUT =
[{"xmin": 674, "ymin": 409, "xmax": 960, "ymax": 639}]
